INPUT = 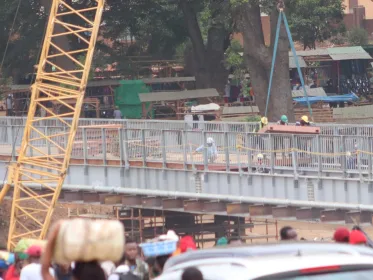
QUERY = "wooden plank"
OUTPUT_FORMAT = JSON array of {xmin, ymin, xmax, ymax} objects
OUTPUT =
[{"xmin": 259, "ymin": 125, "xmax": 320, "ymax": 134}]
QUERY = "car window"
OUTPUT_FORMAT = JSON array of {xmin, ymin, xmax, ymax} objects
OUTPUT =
[
  {"xmin": 255, "ymin": 269, "xmax": 373, "ymax": 280},
  {"xmin": 288, "ymin": 269, "xmax": 373, "ymax": 280}
]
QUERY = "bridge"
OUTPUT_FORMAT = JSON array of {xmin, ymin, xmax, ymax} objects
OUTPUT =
[{"xmin": 1, "ymin": 116, "xmax": 373, "ymax": 225}]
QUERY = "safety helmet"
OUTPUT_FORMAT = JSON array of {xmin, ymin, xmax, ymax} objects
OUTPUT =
[
  {"xmin": 280, "ymin": 115, "xmax": 288, "ymax": 123},
  {"xmin": 206, "ymin": 137, "xmax": 214, "ymax": 144},
  {"xmin": 257, "ymin": 153, "xmax": 264, "ymax": 159},
  {"xmin": 261, "ymin": 117, "xmax": 268, "ymax": 125},
  {"xmin": 301, "ymin": 115, "xmax": 309, "ymax": 123}
]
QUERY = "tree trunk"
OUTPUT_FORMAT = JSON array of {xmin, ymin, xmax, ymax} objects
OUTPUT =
[
  {"xmin": 180, "ymin": 1, "xmax": 228, "ymax": 93},
  {"xmin": 235, "ymin": 2, "xmax": 294, "ymax": 122}
]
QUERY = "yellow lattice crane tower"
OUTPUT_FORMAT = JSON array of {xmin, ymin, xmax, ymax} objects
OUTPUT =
[{"xmin": 0, "ymin": 0, "xmax": 104, "ymax": 250}]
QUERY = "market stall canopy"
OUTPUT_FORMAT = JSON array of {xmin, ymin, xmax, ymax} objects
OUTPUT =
[
  {"xmin": 4, "ymin": 77, "xmax": 196, "ymax": 93},
  {"xmin": 138, "ymin": 88, "xmax": 219, "ymax": 102},
  {"xmin": 239, "ymin": 53, "xmax": 307, "ymax": 68},
  {"xmin": 327, "ymin": 46, "xmax": 372, "ymax": 61},
  {"xmin": 289, "ymin": 56, "xmax": 307, "ymax": 68},
  {"xmin": 288, "ymin": 46, "xmax": 372, "ymax": 62}
]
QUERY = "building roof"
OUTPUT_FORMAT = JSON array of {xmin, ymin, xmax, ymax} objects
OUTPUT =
[
  {"xmin": 289, "ymin": 56, "xmax": 307, "ymax": 68},
  {"xmin": 138, "ymin": 88, "xmax": 219, "ymax": 102},
  {"xmin": 327, "ymin": 46, "xmax": 372, "ymax": 60}
]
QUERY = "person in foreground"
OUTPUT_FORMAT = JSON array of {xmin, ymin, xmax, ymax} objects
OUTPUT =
[
  {"xmin": 20, "ymin": 245, "xmax": 54, "ymax": 280},
  {"xmin": 280, "ymin": 226, "xmax": 298, "ymax": 241},
  {"xmin": 41, "ymin": 222, "xmax": 106, "ymax": 280},
  {"xmin": 181, "ymin": 267, "xmax": 203, "ymax": 280}
]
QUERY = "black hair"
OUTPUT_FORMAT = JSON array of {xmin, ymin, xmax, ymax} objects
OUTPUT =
[
  {"xmin": 72, "ymin": 261, "xmax": 106, "ymax": 280},
  {"xmin": 280, "ymin": 226, "xmax": 293, "ymax": 240},
  {"xmin": 125, "ymin": 237, "xmax": 137, "ymax": 245},
  {"xmin": 182, "ymin": 267, "xmax": 203, "ymax": 280}
]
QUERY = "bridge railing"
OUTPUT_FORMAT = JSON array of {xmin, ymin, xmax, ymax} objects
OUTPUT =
[
  {"xmin": 2, "ymin": 116, "xmax": 373, "ymax": 136},
  {"xmin": 0, "ymin": 123, "xmax": 372, "ymax": 176}
]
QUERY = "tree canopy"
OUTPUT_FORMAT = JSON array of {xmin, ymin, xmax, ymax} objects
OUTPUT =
[
  {"xmin": 287, "ymin": 0, "xmax": 345, "ymax": 50},
  {"xmin": 0, "ymin": 0, "xmax": 350, "ymax": 118}
]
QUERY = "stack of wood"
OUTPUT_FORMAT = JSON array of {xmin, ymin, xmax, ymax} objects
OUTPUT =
[{"xmin": 294, "ymin": 107, "xmax": 334, "ymax": 123}]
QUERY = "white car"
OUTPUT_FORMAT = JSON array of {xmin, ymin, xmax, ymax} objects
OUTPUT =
[{"xmin": 155, "ymin": 242, "xmax": 373, "ymax": 280}]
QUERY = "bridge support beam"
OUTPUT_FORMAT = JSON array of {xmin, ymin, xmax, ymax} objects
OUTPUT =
[
  {"xmin": 272, "ymin": 206, "xmax": 296, "ymax": 218},
  {"xmin": 321, "ymin": 209, "xmax": 346, "ymax": 222},
  {"xmin": 142, "ymin": 197, "xmax": 162, "ymax": 208},
  {"xmin": 122, "ymin": 195, "xmax": 142, "ymax": 207},
  {"xmin": 204, "ymin": 201, "xmax": 226, "ymax": 212},
  {"xmin": 249, "ymin": 205, "xmax": 272, "ymax": 217},
  {"xmin": 226, "ymin": 203, "xmax": 250, "ymax": 215},
  {"xmin": 296, "ymin": 208, "xmax": 322, "ymax": 220},
  {"xmin": 345, "ymin": 211, "xmax": 371, "ymax": 224},
  {"xmin": 162, "ymin": 199, "xmax": 183, "ymax": 209},
  {"xmin": 184, "ymin": 200, "xmax": 204, "ymax": 212}
]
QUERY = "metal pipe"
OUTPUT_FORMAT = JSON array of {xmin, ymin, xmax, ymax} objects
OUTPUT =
[{"xmin": 12, "ymin": 183, "xmax": 373, "ymax": 212}]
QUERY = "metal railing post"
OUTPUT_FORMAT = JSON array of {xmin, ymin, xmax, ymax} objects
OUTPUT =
[
  {"xmin": 141, "ymin": 129, "xmax": 146, "ymax": 167},
  {"xmin": 123, "ymin": 127, "xmax": 130, "ymax": 169},
  {"xmin": 182, "ymin": 130, "xmax": 188, "ymax": 169},
  {"xmin": 292, "ymin": 135, "xmax": 298, "ymax": 175},
  {"xmin": 224, "ymin": 132, "xmax": 229, "ymax": 172},
  {"xmin": 102, "ymin": 128, "xmax": 107, "ymax": 166},
  {"xmin": 269, "ymin": 134, "xmax": 274, "ymax": 174},
  {"xmin": 82, "ymin": 128, "xmax": 88, "ymax": 165},
  {"xmin": 202, "ymin": 131, "xmax": 208, "ymax": 171},
  {"xmin": 161, "ymin": 130, "xmax": 167, "ymax": 169}
]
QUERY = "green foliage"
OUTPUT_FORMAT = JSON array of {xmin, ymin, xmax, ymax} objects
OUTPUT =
[
  {"xmin": 243, "ymin": 115, "xmax": 261, "ymax": 122},
  {"xmin": 225, "ymin": 40, "xmax": 251, "ymax": 96},
  {"xmin": 347, "ymin": 27, "xmax": 369, "ymax": 46},
  {"xmin": 287, "ymin": 0, "xmax": 345, "ymax": 49}
]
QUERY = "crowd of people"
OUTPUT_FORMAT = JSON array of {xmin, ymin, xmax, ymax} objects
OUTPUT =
[{"xmin": 0, "ymin": 224, "xmax": 371, "ymax": 280}]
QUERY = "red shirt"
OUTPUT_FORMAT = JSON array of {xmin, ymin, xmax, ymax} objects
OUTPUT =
[{"xmin": 4, "ymin": 265, "xmax": 20, "ymax": 280}]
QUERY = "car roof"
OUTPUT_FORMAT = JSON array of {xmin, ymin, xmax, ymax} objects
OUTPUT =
[
  {"xmin": 164, "ymin": 242, "xmax": 373, "ymax": 271},
  {"xmin": 157, "ymin": 253, "xmax": 373, "ymax": 280}
]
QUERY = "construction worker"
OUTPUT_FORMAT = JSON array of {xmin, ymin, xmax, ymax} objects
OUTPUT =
[
  {"xmin": 277, "ymin": 115, "xmax": 288, "ymax": 125},
  {"xmin": 260, "ymin": 116, "xmax": 268, "ymax": 129},
  {"xmin": 194, "ymin": 137, "xmax": 218, "ymax": 163},
  {"xmin": 296, "ymin": 115, "xmax": 311, "ymax": 126}
]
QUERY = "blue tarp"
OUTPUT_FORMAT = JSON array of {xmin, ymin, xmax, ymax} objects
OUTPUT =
[{"xmin": 293, "ymin": 93, "xmax": 359, "ymax": 106}]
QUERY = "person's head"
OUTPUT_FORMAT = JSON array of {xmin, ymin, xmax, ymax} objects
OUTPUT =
[
  {"xmin": 261, "ymin": 116, "xmax": 268, "ymax": 126},
  {"xmin": 72, "ymin": 261, "xmax": 106, "ymax": 280},
  {"xmin": 206, "ymin": 137, "xmax": 214, "ymax": 147},
  {"xmin": 228, "ymin": 236, "xmax": 242, "ymax": 246},
  {"xmin": 124, "ymin": 237, "xmax": 138, "ymax": 262},
  {"xmin": 280, "ymin": 115, "xmax": 288, "ymax": 124},
  {"xmin": 182, "ymin": 267, "xmax": 203, "ymax": 280},
  {"xmin": 333, "ymin": 227, "xmax": 350, "ymax": 243},
  {"xmin": 280, "ymin": 226, "xmax": 298, "ymax": 241},
  {"xmin": 349, "ymin": 230, "xmax": 367, "ymax": 245},
  {"xmin": 301, "ymin": 115, "xmax": 309, "ymax": 124},
  {"xmin": 26, "ymin": 245, "xmax": 42, "ymax": 263}
]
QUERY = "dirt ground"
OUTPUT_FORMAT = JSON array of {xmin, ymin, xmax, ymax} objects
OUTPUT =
[{"xmin": 1, "ymin": 200, "xmax": 373, "ymax": 247}]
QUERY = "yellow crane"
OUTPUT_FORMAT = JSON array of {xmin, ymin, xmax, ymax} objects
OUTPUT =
[{"xmin": 0, "ymin": 0, "xmax": 104, "ymax": 250}]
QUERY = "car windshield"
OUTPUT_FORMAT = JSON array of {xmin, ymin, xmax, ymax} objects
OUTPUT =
[{"xmin": 264, "ymin": 269, "xmax": 373, "ymax": 280}]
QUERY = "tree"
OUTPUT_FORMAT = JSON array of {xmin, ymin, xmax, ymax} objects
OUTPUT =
[
  {"xmin": 232, "ymin": 0, "xmax": 294, "ymax": 121},
  {"xmin": 347, "ymin": 27, "xmax": 369, "ymax": 46},
  {"xmin": 287, "ymin": 0, "xmax": 345, "ymax": 50},
  {"xmin": 179, "ymin": 0, "xmax": 231, "ymax": 92}
]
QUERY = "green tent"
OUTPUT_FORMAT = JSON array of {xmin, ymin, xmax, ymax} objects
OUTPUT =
[{"xmin": 114, "ymin": 80, "xmax": 153, "ymax": 119}]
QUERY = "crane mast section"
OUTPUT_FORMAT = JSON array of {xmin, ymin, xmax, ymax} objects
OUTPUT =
[{"xmin": 7, "ymin": 0, "xmax": 104, "ymax": 250}]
